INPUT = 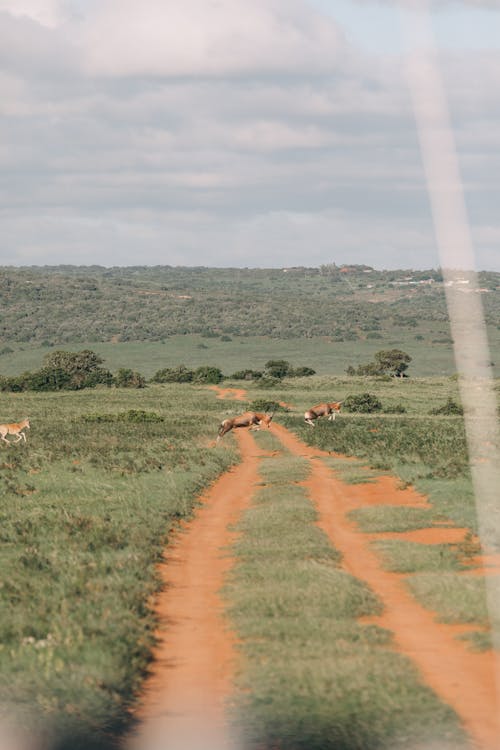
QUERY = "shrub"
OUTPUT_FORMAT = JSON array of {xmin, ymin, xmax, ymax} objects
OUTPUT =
[
  {"xmin": 290, "ymin": 366, "xmax": 316, "ymax": 377},
  {"xmin": 113, "ymin": 368, "xmax": 146, "ymax": 388},
  {"xmin": 230, "ymin": 369, "xmax": 263, "ymax": 381},
  {"xmin": 355, "ymin": 362, "xmax": 384, "ymax": 376},
  {"xmin": 150, "ymin": 365, "xmax": 194, "ymax": 383},
  {"xmin": 349, "ymin": 349, "xmax": 412, "ymax": 378},
  {"xmin": 343, "ymin": 393, "xmax": 383, "ymax": 413},
  {"xmin": 430, "ymin": 398, "xmax": 464, "ymax": 416},
  {"xmin": 192, "ymin": 366, "xmax": 224, "ymax": 384},
  {"xmin": 80, "ymin": 410, "xmax": 164, "ymax": 423},
  {"xmin": 264, "ymin": 360, "xmax": 292, "ymax": 379}
]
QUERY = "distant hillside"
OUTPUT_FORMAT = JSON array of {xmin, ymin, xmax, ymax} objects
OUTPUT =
[{"xmin": 0, "ymin": 265, "xmax": 498, "ymax": 345}]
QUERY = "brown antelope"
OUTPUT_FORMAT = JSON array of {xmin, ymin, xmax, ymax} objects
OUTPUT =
[
  {"xmin": 304, "ymin": 402, "xmax": 342, "ymax": 427},
  {"xmin": 0, "ymin": 417, "xmax": 30, "ymax": 445},
  {"xmin": 217, "ymin": 411, "xmax": 273, "ymax": 442}
]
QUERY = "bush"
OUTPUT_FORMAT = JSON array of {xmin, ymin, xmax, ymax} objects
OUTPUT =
[
  {"xmin": 192, "ymin": 366, "xmax": 224, "ymax": 384},
  {"xmin": 150, "ymin": 365, "xmax": 194, "ymax": 383},
  {"xmin": 430, "ymin": 398, "xmax": 464, "ymax": 416},
  {"xmin": 230, "ymin": 369, "xmax": 263, "ymax": 381},
  {"xmin": 290, "ymin": 366, "xmax": 316, "ymax": 377},
  {"xmin": 113, "ymin": 368, "xmax": 146, "ymax": 388},
  {"xmin": 264, "ymin": 360, "xmax": 292, "ymax": 379},
  {"xmin": 80, "ymin": 410, "xmax": 164, "ymax": 423},
  {"xmin": 343, "ymin": 393, "xmax": 383, "ymax": 413}
]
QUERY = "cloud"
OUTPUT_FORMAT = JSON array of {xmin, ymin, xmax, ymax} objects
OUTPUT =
[
  {"xmin": 0, "ymin": 0, "xmax": 65, "ymax": 27},
  {"xmin": 0, "ymin": 0, "xmax": 498, "ymax": 270},
  {"xmin": 79, "ymin": 0, "xmax": 344, "ymax": 77},
  {"xmin": 0, "ymin": 11, "xmax": 79, "ymax": 78},
  {"xmin": 353, "ymin": 0, "xmax": 499, "ymax": 8}
]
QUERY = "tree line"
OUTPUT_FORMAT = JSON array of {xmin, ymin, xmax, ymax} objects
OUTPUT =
[
  {"xmin": 3, "ymin": 265, "xmax": 495, "ymax": 345},
  {"xmin": 0, "ymin": 351, "xmax": 317, "ymax": 392}
]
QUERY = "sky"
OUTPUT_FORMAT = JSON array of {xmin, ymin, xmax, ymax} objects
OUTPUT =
[{"xmin": 0, "ymin": 0, "xmax": 499, "ymax": 270}]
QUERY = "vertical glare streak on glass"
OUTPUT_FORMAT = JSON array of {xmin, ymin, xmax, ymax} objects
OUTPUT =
[{"xmin": 400, "ymin": 0, "xmax": 500, "ymax": 671}]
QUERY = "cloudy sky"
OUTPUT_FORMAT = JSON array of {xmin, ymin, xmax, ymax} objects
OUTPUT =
[{"xmin": 0, "ymin": 0, "xmax": 499, "ymax": 270}]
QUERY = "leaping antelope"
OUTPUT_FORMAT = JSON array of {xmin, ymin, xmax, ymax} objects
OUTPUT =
[
  {"xmin": 217, "ymin": 411, "xmax": 273, "ymax": 442},
  {"xmin": 0, "ymin": 417, "xmax": 30, "ymax": 445},
  {"xmin": 304, "ymin": 402, "xmax": 342, "ymax": 427}
]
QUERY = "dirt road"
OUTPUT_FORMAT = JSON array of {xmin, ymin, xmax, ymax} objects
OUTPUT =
[{"xmin": 129, "ymin": 392, "xmax": 500, "ymax": 750}]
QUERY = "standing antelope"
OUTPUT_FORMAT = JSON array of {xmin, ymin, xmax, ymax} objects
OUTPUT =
[
  {"xmin": 304, "ymin": 402, "xmax": 342, "ymax": 427},
  {"xmin": 217, "ymin": 411, "xmax": 273, "ymax": 442},
  {"xmin": 0, "ymin": 417, "xmax": 30, "ymax": 445}
]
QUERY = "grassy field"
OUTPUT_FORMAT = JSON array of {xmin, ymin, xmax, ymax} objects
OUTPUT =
[
  {"xmin": 1, "ymin": 374, "xmax": 498, "ymax": 748},
  {"xmin": 0, "ymin": 384, "xmax": 236, "ymax": 749},
  {"xmin": 2, "ymin": 327, "xmax": 500, "ymax": 379}
]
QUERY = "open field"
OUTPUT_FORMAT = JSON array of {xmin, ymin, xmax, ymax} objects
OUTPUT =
[
  {"xmin": 2, "ymin": 329, "xmax": 500, "ymax": 379},
  {"xmin": 0, "ymin": 384, "xmax": 236, "ymax": 748},
  {"xmin": 1, "ymin": 375, "xmax": 499, "ymax": 748}
]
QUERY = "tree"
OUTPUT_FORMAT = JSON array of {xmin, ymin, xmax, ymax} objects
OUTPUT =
[
  {"xmin": 193, "ymin": 366, "xmax": 224, "ymax": 384},
  {"xmin": 41, "ymin": 349, "xmax": 113, "ymax": 389},
  {"xmin": 374, "ymin": 349, "xmax": 412, "ymax": 377},
  {"xmin": 347, "ymin": 349, "xmax": 412, "ymax": 378},
  {"xmin": 150, "ymin": 365, "xmax": 194, "ymax": 383},
  {"xmin": 264, "ymin": 360, "xmax": 292, "ymax": 379},
  {"xmin": 114, "ymin": 368, "xmax": 146, "ymax": 388}
]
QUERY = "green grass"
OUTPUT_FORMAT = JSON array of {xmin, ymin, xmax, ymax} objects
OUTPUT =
[
  {"xmin": 226, "ymin": 436, "xmax": 469, "ymax": 750},
  {"xmin": 1, "ymin": 374, "xmax": 497, "ymax": 747},
  {"xmin": 3, "ymin": 330, "xmax": 500, "ymax": 379},
  {"xmin": 0, "ymin": 384, "xmax": 236, "ymax": 747},
  {"xmin": 457, "ymin": 630, "xmax": 493, "ymax": 652},
  {"xmin": 348, "ymin": 507, "xmax": 443, "ymax": 533},
  {"xmin": 372, "ymin": 540, "xmax": 464, "ymax": 573},
  {"xmin": 406, "ymin": 574, "xmax": 490, "ymax": 625},
  {"xmin": 322, "ymin": 456, "xmax": 381, "ymax": 484}
]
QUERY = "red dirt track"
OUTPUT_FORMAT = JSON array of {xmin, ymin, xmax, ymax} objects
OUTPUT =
[{"xmin": 129, "ymin": 389, "xmax": 500, "ymax": 750}]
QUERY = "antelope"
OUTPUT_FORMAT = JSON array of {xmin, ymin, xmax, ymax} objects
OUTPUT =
[
  {"xmin": 304, "ymin": 402, "xmax": 342, "ymax": 427},
  {"xmin": 0, "ymin": 417, "xmax": 30, "ymax": 445},
  {"xmin": 217, "ymin": 411, "xmax": 273, "ymax": 442}
]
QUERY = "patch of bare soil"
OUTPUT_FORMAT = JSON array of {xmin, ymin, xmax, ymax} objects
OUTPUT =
[{"xmin": 208, "ymin": 386, "xmax": 248, "ymax": 401}]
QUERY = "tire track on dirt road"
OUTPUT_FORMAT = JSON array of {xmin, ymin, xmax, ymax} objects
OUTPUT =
[
  {"xmin": 271, "ymin": 421, "xmax": 500, "ymax": 750},
  {"xmin": 127, "ymin": 429, "xmax": 263, "ymax": 750}
]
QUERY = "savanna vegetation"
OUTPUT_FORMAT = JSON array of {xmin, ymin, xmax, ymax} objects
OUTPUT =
[
  {"xmin": 0, "ymin": 265, "xmax": 498, "ymax": 345},
  {"xmin": 1, "ymin": 264, "xmax": 499, "ymax": 380},
  {"xmin": 1, "ymin": 372, "xmax": 498, "ymax": 748},
  {"xmin": 1, "ymin": 263, "xmax": 499, "ymax": 749},
  {"xmin": 0, "ymin": 384, "xmax": 237, "ymax": 749}
]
